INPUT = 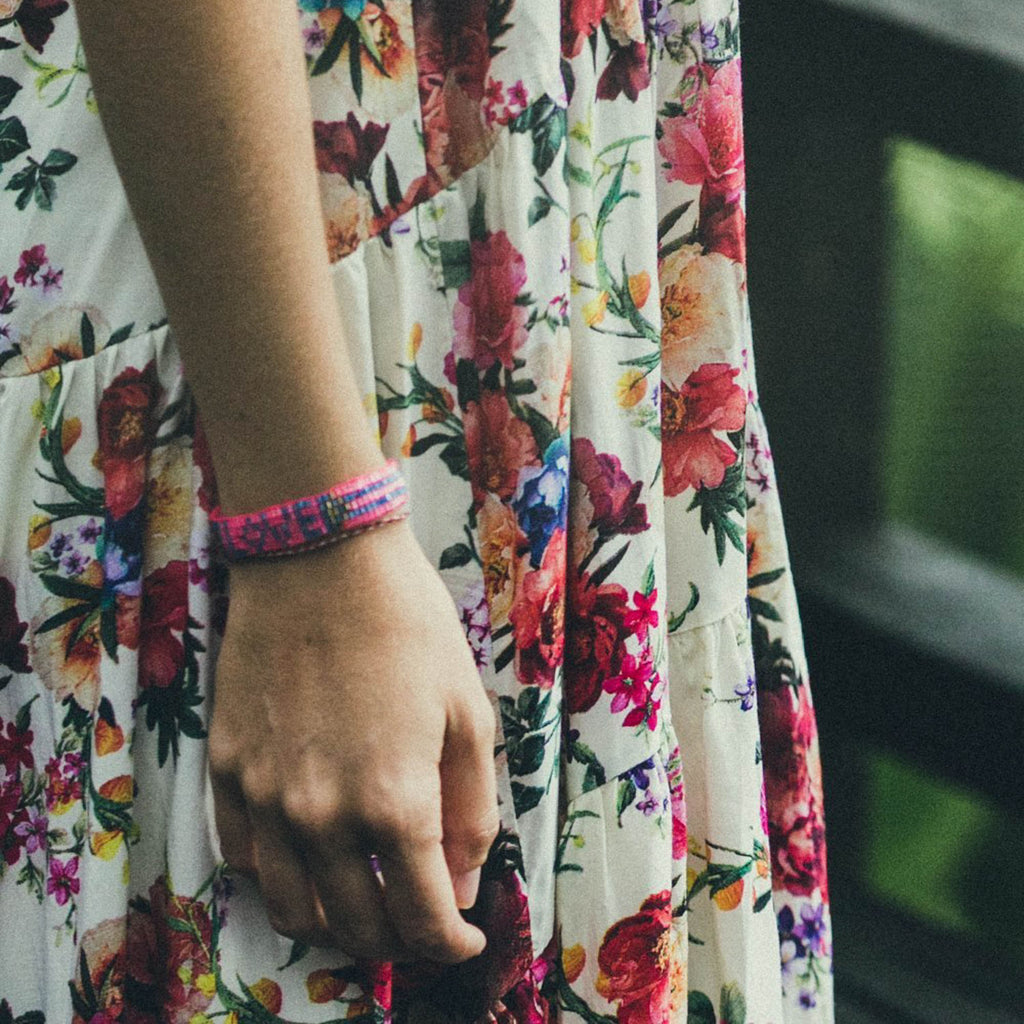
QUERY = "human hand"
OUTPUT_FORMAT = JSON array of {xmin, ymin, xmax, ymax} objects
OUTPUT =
[{"xmin": 207, "ymin": 521, "xmax": 500, "ymax": 964}]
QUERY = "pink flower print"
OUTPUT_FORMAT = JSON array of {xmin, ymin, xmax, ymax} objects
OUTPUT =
[
  {"xmin": 507, "ymin": 80, "xmax": 528, "ymax": 111},
  {"xmin": 14, "ymin": 245, "xmax": 48, "ymax": 287},
  {"xmin": 456, "ymin": 579, "xmax": 491, "ymax": 669},
  {"xmin": 14, "ymin": 811, "xmax": 48, "ymax": 853},
  {"xmin": 603, "ymin": 650, "xmax": 654, "ymax": 713},
  {"xmin": 623, "ymin": 589, "xmax": 659, "ymax": 637},
  {"xmin": 658, "ymin": 59, "xmax": 745, "ymax": 200},
  {"xmin": 40, "ymin": 264, "xmax": 63, "ymax": 294},
  {"xmin": 0, "ymin": 276, "xmax": 15, "ymax": 315},
  {"xmin": 44, "ymin": 754, "xmax": 83, "ymax": 813},
  {"xmin": 47, "ymin": 855, "xmax": 81, "ymax": 905}
]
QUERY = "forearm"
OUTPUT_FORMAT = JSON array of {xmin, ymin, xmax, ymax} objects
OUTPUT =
[{"xmin": 75, "ymin": 0, "xmax": 383, "ymax": 513}]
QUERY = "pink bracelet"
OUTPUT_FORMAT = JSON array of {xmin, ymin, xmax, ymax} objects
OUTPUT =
[{"xmin": 209, "ymin": 459, "xmax": 409, "ymax": 562}]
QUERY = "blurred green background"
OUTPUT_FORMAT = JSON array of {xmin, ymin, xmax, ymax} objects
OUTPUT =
[{"xmin": 862, "ymin": 136, "xmax": 1024, "ymax": 950}]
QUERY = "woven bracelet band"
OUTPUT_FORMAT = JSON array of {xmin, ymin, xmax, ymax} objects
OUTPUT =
[{"xmin": 209, "ymin": 458, "xmax": 410, "ymax": 562}]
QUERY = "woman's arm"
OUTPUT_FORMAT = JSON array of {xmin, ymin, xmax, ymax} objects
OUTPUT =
[
  {"xmin": 75, "ymin": 0, "xmax": 498, "ymax": 963},
  {"xmin": 74, "ymin": 0, "xmax": 379, "ymax": 512}
]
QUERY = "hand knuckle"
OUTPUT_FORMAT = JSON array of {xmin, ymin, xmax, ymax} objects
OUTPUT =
[
  {"xmin": 366, "ymin": 794, "xmax": 438, "ymax": 846},
  {"xmin": 207, "ymin": 734, "xmax": 240, "ymax": 782},
  {"xmin": 240, "ymin": 766, "xmax": 278, "ymax": 812},
  {"xmin": 281, "ymin": 782, "xmax": 342, "ymax": 836}
]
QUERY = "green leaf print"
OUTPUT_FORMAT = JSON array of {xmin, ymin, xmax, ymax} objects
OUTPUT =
[
  {"xmin": 747, "ymin": 566, "xmax": 786, "ymax": 589},
  {"xmin": 439, "ymin": 542, "xmax": 473, "ymax": 570},
  {"xmin": 528, "ymin": 193, "xmax": 552, "ymax": 226},
  {"xmin": 687, "ymin": 990, "xmax": 715, "ymax": 1024},
  {"xmin": 510, "ymin": 95, "xmax": 567, "ymax": 177},
  {"xmin": 687, "ymin": 458, "xmax": 746, "ymax": 564},
  {"xmin": 80, "ymin": 311, "xmax": 95, "ymax": 356},
  {"xmin": 615, "ymin": 777, "xmax": 636, "ymax": 824},
  {"xmin": 0, "ymin": 116, "xmax": 29, "ymax": 165},
  {"xmin": 0, "ymin": 76, "xmax": 21, "ymax": 113},
  {"xmin": 438, "ymin": 239, "xmax": 471, "ymax": 289},
  {"xmin": 720, "ymin": 982, "xmax": 748, "ymax": 1024},
  {"xmin": 311, "ymin": 16, "xmax": 352, "ymax": 77},
  {"xmin": 510, "ymin": 781, "xmax": 545, "ymax": 815},
  {"xmin": 667, "ymin": 583, "xmax": 700, "ymax": 633}
]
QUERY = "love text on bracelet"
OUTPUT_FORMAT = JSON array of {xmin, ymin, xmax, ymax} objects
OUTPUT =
[{"xmin": 209, "ymin": 459, "xmax": 409, "ymax": 561}]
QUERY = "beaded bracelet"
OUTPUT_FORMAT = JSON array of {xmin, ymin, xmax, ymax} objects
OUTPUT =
[{"xmin": 209, "ymin": 458, "xmax": 409, "ymax": 562}]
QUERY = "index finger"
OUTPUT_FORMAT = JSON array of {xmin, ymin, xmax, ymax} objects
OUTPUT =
[{"xmin": 378, "ymin": 838, "xmax": 487, "ymax": 964}]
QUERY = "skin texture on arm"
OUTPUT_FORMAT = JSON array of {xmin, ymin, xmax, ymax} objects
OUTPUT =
[
  {"xmin": 75, "ymin": 0, "xmax": 379, "ymax": 512},
  {"xmin": 74, "ymin": 0, "xmax": 499, "ymax": 964}
]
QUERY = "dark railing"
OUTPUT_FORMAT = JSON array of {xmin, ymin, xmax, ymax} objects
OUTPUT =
[{"xmin": 741, "ymin": 0, "xmax": 1024, "ymax": 1019}]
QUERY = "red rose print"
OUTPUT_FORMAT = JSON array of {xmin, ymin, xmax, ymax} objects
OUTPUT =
[
  {"xmin": 661, "ymin": 362, "xmax": 747, "ymax": 496},
  {"xmin": 11, "ymin": 0, "xmax": 70, "ymax": 54},
  {"xmin": 314, "ymin": 113, "xmax": 390, "ymax": 183},
  {"xmin": 564, "ymin": 566, "xmax": 631, "ymax": 713},
  {"xmin": 771, "ymin": 799, "xmax": 829, "ymax": 901},
  {"xmin": 572, "ymin": 438, "xmax": 649, "ymax": 539},
  {"xmin": 562, "ymin": 0, "xmax": 608, "ymax": 59},
  {"xmin": 414, "ymin": 0, "xmax": 494, "ymax": 183},
  {"xmin": 510, "ymin": 528, "xmax": 566, "ymax": 688},
  {"xmin": 139, "ymin": 561, "xmax": 189, "ymax": 690},
  {"xmin": 596, "ymin": 891, "xmax": 674, "ymax": 1023},
  {"xmin": 698, "ymin": 186, "xmax": 747, "ymax": 264},
  {"xmin": 453, "ymin": 230, "xmax": 530, "ymax": 370},
  {"xmin": 759, "ymin": 686, "xmax": 829, "ymax": 899},
  {"xmin": 96, "ymin": 361, "xmax": 162, "ymax": 520},
  {"xmin": 465, "ymin": 389, "xmax": 541, "ymax": 507},
  {"xmin": 596, "ymin": 41, "xmax": 651, "ymax": 104}
]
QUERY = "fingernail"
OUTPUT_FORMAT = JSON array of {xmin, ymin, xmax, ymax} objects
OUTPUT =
[{"xmin": 453, "ymin": 867, "xmax": 481, "ymax": 909}]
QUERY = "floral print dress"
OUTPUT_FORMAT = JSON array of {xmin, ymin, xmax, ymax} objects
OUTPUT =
[{"xmin": 0, "ymin": 1, "xmax": 833, "ymax": 1021}]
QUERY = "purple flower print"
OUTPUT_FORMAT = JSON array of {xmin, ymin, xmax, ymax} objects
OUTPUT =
[
  {"xmin": 14, "ymin": 811, "xmax": 48, "ymax": 853},
  {"xmin": 77, "ymin": 519, "xmax": 102, "ymax": 544},
  {"xmin": 46, "ymin": 856, "xmax": 81, "ymax": 905},
  {"xmin": 48, "ymin": 531, "xmax": 71, "ymax": 558},
  {"xmin": 624, "ymin": 756, "xmax": 655, "ymax": 791},
  {"xmin": 62, "ymin": 551, "xmax": 88, "ymax": 577},
  {"xmin": 734, "ymin": 676, "xmax": 756, "ymax": 711},
  {"xmin": 303, "ymin": 21, "xmax": 327, "ymax": 53},
  {"xmin": 799, "ymin": 991, "xmax": 817, "ymax": 1009},
  {"xmin": 102, "ymin": 542, "xmax": 142, "ymax": 599},
  {"xmin": 793, "ymin": 901, "xmax": 827, "ymax": 955},
  {"xmin": 697, "ymin": 22, "xmax": 719, "ymax": 50},
  {"xmin": 636, "ymin": 794, "xmax": 660, "ymax": 816},
  {"xmin": 651, "ymin": 6, "xmax": 679, "ymax": 45}
]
